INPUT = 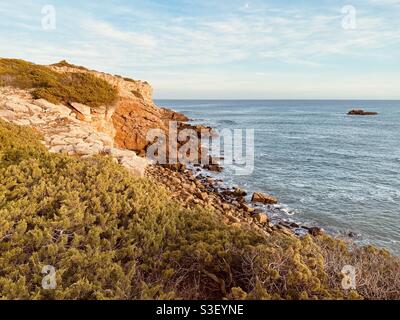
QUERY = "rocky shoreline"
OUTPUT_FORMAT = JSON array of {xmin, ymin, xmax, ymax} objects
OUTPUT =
[{"xmin": 146, "ymin": 160, "xmax": 325, "ymax": 240}]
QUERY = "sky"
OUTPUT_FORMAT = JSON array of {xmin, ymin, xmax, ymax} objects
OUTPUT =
[{"xmin": 1, "ymin": 0, "xmax": 400, "ymax": 99}]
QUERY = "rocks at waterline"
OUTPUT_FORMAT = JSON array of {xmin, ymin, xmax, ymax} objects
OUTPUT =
[
  {"xmin": 203, "ymin": 163, "xmax": 223, "ymax": 172},
  {"xmin": 253, "ymin": 213, "xmax": 268, "ymax": 224},
  {"xmin": 347, "ymin": 109, "xmax": 378, "ymax": 116},
  {"xmin": 251, "ymin": 192, "xmax": 278, "ymax": 204},
  {"xmin": 233, "ymin": 187, "xmax": 247, "ymax": 197},
  {"xmin": 304, "ymin": 226, "xmax": 324, "ymax": 237}
]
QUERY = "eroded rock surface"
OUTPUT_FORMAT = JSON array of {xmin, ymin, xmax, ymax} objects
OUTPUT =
[
  {"xmin": 49, "ymin": 65, "xmax": 189, "ymax": 155},
  {"xmin": 0, "ymin": 87, "xmax": 148, "ymax": 177}
]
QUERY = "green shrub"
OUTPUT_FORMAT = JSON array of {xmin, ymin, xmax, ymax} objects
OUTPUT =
[
  {"xmin": 0, "ymin": 119, "xmax": 399, "ymax": 300},
  {"xmin": 0, "ymin": 58, "xmax": 117, "ymax": 108}
]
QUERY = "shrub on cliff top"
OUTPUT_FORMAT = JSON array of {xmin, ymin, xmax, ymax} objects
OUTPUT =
[
  {"xmin": 0, "ymin": 119, "xmax": 399, "ymax": 300},
  {"xmin": 0, "ymin": 58, "xmax": 117, "ymax": 108},
  {"xmin": 50, "ymin": 60, "xmax": 88, "ymax": 71}
]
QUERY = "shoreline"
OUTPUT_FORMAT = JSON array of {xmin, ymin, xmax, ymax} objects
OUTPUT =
[
  {"xmin": 146, "ymin": 110, "xmax": 328, "ymax": 241},
  {"xmin": 151, "ymin": 109, "xmax": 394, "ymax": 254}
]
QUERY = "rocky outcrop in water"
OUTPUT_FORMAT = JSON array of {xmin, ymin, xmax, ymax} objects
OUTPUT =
[
  {"xmin": 347, "ymin": 109, "xmax": 378, "ymax": 116},
  {"xmin": 251, "ymin": 192, "xmax": 278, "ymax": 204}
]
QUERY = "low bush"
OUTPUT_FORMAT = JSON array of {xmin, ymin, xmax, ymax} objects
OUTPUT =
[{"xmin": 0, "ymin": 120, "xmax": 398, "ymax": 300}]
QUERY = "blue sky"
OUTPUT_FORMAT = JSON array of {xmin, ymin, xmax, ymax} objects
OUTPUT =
[{"xmin": 1, "ymin": 0, "xmax": 400, "ymax": 99}]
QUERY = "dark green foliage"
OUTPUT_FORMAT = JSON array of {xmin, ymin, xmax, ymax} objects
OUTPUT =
[{"xmin": 0, "ymin": 58, "xmax": 117, "ymax": 108}]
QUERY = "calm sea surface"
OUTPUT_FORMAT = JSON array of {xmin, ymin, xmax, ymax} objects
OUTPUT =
[{"xmin": 156, "ymin": 100, "xmax": 400, "ymax": 255}]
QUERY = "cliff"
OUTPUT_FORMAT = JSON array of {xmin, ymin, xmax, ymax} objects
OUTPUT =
[{"xmin": 0, "ymin": 59, "xmax": 188, "ymax": 175}]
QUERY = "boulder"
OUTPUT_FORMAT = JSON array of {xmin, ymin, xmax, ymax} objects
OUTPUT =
[
  {"xmin": 196, "ymin": 192, "xmax": 208, "ymax": 201},
  {"xmin": 203, "ymin": 164, "xmax": 223, "ymax": 172},
  {"xmin": 233, "ymin": 187, "xmax": 247, "ymax": 197},
  {"xmin": 70, "ymin": 102, "xmax": 92, "ymax": 121},
  {"xmin": 51, "ymin": 104, "xmax": 72, "ymax": 118},
  {"xmin": 241, "ymin": 203, "xmax": 254, "ymax": 213},
  {"xmin": 306, "ymin": 227, "xmax": 324, "ymax": 237},
  {"xmin": 33, "ymin": 99, "xmax": 57, "ymax": 110},
  {"xmin": 74, "ymin": 142, "xmax": 103, "ymax": 155},
  {"xmin": 0, "ymin": 109, "xmax": 17, "ymax": 121},
  {"xmin": 227, "ymin": 214, "xmax": 241, "ymax": 224},
  {"xmin": 119, "ymin": 156, "xmax": 148, "ymax": 177},
  {"xmin": 4, "ymin": 101, "xmax": 29, "ymax": 113},
  {"xmin": 251, "ymin": 192, "xmax": 278, "ymax": 204},
  {"xmin": 162, "ymin": 163, "xmax": 186, "ymax": 172},
  {"xmin": 253, "ymin": 213, "xmax": 268, "ymax": 224}
]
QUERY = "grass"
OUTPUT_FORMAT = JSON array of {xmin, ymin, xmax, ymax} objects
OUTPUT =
[
  {"xmin": 0, "ymin": 111, "xmax": 399, "ymax": 300},
  {"xmin": 0, "ymin": 58, "xmax": 117, "ymax": 108}
]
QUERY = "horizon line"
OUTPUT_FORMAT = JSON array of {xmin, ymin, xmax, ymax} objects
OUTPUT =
[{"xmin": 154, "ymin": 98, "xmax": 400, "ymax": 101}]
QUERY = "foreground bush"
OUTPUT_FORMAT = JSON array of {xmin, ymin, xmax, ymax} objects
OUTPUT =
[
  {"xmin": 0, "ymin": 59, "xmax": 117, "ymax": 108},
  {"xmin": 0, "ymin": 120, "xmax": 399, "ymax": 300}
]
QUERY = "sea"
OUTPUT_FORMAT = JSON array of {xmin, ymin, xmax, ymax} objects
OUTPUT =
[{"xmin": 155, "ymin": 99, "xmax": 400, "ymax": 255}]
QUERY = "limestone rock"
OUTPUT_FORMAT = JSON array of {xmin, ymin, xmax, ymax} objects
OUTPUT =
[
  {"xmin": 70, "ymin": 102, "xmax": 92, "ymax": 121},
  {"xmin": 251, "ymin": 192, "xmax": 278, "ymax": 204},
  {"xmin": 203, "ymin": 164, "xmax": 223, "ymax": 172},
  {"xmin": 33, "ymin": 99, "xmax": 56, "ymax": 110},
  {"xmin": 241, "ymin": 203, "xmax": 254, "ymax": 213},
  {"xmin": 306, "ymin": 227, "xmax": 324, "ymax": 237},
  {"xmin": 253, "ymin": 213, "xmax": 268, "ymax": 224},
  {"xmin": 0, "ymin": 109, "xmax": 17, "ymax": 121},
  {"xmin": 119, "ymin": 156, "xmax": 148, "ymax": 177},
  {"xmin": 4, "ymin": 100, "xmax": 29, "ymax": 113},
  {"xmin": 234, "ymin": 187, "xmax": 247, "ymax": 197}
]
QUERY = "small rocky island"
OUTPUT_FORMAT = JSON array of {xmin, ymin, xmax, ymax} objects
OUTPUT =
[{"xmin": 347, "ymin": 109, "xmax": 378, "ymax": 116}]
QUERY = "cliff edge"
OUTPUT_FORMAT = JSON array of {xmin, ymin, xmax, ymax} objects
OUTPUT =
[{"xmin": 0, "ymin": 58, "xmax": 188, "ymax": 175}]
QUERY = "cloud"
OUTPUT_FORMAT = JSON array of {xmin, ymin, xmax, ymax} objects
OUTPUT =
[
  {"xmin": 0, "ymin": 0, "xmax": 399, "ymax": 98},
  {"xmin": 82, "ymin": 18, "xmax": 157, "ymax": 48}
]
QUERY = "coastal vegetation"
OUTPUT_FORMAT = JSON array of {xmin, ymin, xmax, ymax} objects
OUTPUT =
[
  {"xmin": 0, "ymin": 119, "xmax": 399, "ymax": 300},
  {"xmin": 0, "ymin": 58, "xmax": 117, "ymax": 108}
]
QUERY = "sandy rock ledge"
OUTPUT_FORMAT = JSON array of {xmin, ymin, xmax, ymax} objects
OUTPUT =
[{"xmin": 0, "ymin": 87, "xmax": 148, "ymax": 177}]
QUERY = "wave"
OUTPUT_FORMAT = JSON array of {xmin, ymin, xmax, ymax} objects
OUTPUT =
[{"xmin": 218, "ymin": 119, "xmax": 238, "ymax": 125}]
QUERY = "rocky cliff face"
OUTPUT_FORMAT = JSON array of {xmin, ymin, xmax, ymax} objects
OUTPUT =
[
  {"xmin": 0, "ymin": 63, "xmax": 188, "ymax": 176},
  {"xmin": 49, "ymin": 65, "xmax": 188, "ymax": 154}
]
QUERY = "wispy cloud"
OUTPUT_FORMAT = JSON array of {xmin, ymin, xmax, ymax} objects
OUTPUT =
[
  {"xmin": 82, "ymin": 18, "xmax": 157, "ymax": 48},
  {"xmin": 0, "ymin": 0, "xmax": 399, "ymax": 98}
]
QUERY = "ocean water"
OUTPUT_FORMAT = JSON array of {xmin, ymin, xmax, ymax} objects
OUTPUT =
[{"xmin": 156, "ymin": 100, "xmax": 400, "ymax": 255}]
